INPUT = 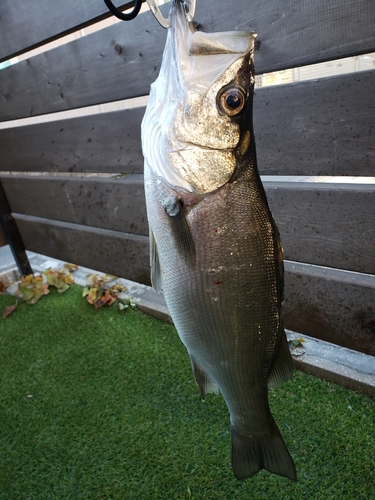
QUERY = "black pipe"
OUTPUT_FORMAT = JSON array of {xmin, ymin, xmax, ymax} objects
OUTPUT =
[{"xmin": 0, "ymin": 180, "xmax": 33, "ymax": 276}]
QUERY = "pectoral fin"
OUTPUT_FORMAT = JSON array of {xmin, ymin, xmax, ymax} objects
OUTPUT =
[
  {"xmin": 150, "ymin": 230, "xmax": 162, "ymax": 294},
  {"xmin": 190, "ymin": 356, "xmax": 219, "ymax": 401},
  {"xmin": 163, "ymin": 198, "xmax": 196, "ymax": 268}
]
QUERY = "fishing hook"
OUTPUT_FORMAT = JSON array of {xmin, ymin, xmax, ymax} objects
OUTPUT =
[
  {"xmin": 104, "ymin": 0, "xmax": 196, "ymax": 28},
  {"xmin": 147, "ymin": 0, "xmax": 196, "ymax": 29},
  {"xmin": 103, "ymin": 0, "xmax": 143, "ymax": 21}
]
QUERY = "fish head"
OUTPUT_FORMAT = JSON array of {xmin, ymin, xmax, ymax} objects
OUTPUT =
[{"xmin": 142, "ymin": 1, "xmax": 256, "ymax": 194}]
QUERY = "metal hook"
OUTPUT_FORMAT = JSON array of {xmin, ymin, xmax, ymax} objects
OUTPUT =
[
  {"xmin": 146, "ymin": 0, "xmax": 196, "ymax": 29},
  {"xmin": 103, "ymin": 0, "xmax": 143, "ymax": 21}
]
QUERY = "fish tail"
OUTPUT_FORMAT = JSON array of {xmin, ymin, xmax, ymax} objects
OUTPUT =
[{"xmin": 231, "ymin": 423, "xmax": 297, "ymax": 482}]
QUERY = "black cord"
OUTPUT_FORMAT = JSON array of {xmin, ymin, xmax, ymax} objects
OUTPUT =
[{"xmin": 103, "ymin": 0, "xmax": 143, "ymax": 21}]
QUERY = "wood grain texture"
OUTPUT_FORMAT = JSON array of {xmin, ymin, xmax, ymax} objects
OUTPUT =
[
  {"xmin": 3, "ymin": 175, "xmax": 374, "ymax": 274},
  {"xmin": 14, "ymin": 214, "xmax": 151, "ymax": 286},
  {"xmin": 1, "ymin": 0, "xmax": 374, "ymax": 121},
  {"xmin": 0, "ymin": 107, "xmax": 145, "ymax": 174},
  {"xmin": 0, "ymin": 0, "xmax": 145, "ymax": 63},
  {"xmin": 2, "ymin": 174, "xmax": 148, "ymax": 236},
  {"xmin": 0, "ymin": 8, "xmax": 166, "ymax": 122},
  {"xmin": 265, "ymin": 181, "xmax": 375, "ymax": 275},
  {"xmin": 283, "ymin": 261, "xmax": 375, "ymax": 356},
  {"xmin": 1, "ymin": 70, "xmax": 374, "ymax": 175},
  {"xmin": 196, "ymin": 0, "xmax": 375, "ymax": 73},
  {"xmin": 11, "ymin": 210, "xmax": 375, "ymax": 355},
  {"xmin": 255, "ymin": 70, "xmax": 375, "ymax": 176}
]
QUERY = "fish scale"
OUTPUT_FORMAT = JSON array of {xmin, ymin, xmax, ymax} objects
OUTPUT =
[{"xmin": 142, "ymin": 0, "xmax": 296, "ymax": 481}]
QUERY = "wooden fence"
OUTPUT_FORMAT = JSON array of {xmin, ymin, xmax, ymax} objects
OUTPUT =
[{"xmin": 0, "ymin": 0, "xmax": 374, "ymax": 355}]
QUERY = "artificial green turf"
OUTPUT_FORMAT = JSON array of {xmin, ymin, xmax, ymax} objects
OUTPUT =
[{"xmin": 0, "ymin": 285, "xmax": 374, "ymax": 499}]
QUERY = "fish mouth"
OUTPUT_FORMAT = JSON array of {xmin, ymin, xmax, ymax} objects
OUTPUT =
[
  {"xmin": 172, "ymin": 141, "xmax": 233, "ymax": 154},
  {"xmin": 141, "ymin": 1, "xmax": 255, "ymax": 195}
]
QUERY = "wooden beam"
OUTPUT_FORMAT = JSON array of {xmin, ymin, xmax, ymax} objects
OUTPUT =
[
  {"xmin": 13, "ymin": 214, "xmax": 151, "ymax": 286},
  {"xmin": 11, "ymin": 210, "xmax": 375, "ymax": 356},
  {"xmin": 1, "ymin": 174, "xmax": 148, "ymax": 236},
  {"xmin": 284, "ymin": 261, "xmax": 375, "ymax": 357},
  {"xmin": 1, "ymin": 0, "xmax": 374, "ymax": 121},
  {"xmin": 255, "ymin": 70, "xmax": 375, "ymax": 176},
  {"xmin": 0, "ymin": 0, "xmax": 147, "ymax": 63},
  {"xmin": 1, "ymin": 70, "xmax": 374, "ymax": 176},
  {"xmin": 264, "ymin": 180, "xmax": 375, "ymax": 275},
  {"xmin": 3, "ymin": 175, "xmax": 375, "ymax": 274},
  {"xmin": 0, "ymin": 107, "xmax": 145, "ymax": 174}
]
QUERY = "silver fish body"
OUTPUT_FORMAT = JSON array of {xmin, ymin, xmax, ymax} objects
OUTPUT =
[{"xmin": 141, "ymin": 0, "xmax": 296, "ymax": 482}]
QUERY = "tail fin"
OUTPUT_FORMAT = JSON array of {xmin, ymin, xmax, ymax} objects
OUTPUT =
[{"xmin": 231, "ymin": 423, "xmax": 297, "ymax": 482}]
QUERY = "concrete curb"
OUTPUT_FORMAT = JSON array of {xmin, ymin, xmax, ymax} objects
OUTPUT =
[{"xmin": 1, "ymin": 246, "xmax": 374, "ymax": 398}]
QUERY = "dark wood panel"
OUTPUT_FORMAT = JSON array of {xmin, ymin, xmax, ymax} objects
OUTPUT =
[
  {"xmin": 197, "ymin": 0, "xmax": 375, "ymax": 73},
  {"xmin": 0, "ymin": 0, "xmax": 146, "ymax": 63},
  {"xmin": 14, "ymin": 214, "xmax": 151, "ymax": 286},
  {"xmin": 4, "ymin": 174, "xmax": 374, "ymax": 274},
  {"xmin": 0, "ymin": 107, "xmax": 145, "ymax": 174},
  {"xmin": 12, "ymin": 210, "xmax": 375, "ymax": 355},
  {"xmin": 1, "ymin": 70, "xmax": 374, "ymax": 176},
  {"xmin": 2, "ymin": 175, "xmax": 148, "ymax": 236},
  {"xmin": 283, "ymin": 261, "xmax": 375, "ymax": 357},
  {"xmin": 0, "ymin": 8, "xmax": 166, "ymax": 122},
  {"xmin": 1, "ymin": 0, "xmax": 374, "ymax": 121},
  {"xmin": 265, "ymin": 181, "xmax": 375, "ymax": 275},
  {"xmin": 255, "ymin": 70, "xmax": 375, "ymax": 175}
]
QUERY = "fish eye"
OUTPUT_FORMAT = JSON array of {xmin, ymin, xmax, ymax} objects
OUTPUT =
[{"xmin": 218, "ymin": 87, "xmax": 246, "ymax": 117}]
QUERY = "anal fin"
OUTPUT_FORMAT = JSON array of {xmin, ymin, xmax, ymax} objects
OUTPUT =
[
  {"xmin": 268, "ymin": 326, "xmax": 294, "ymax": 389},
  {"xmin": 190, "ymin": 357, "xmax": 219, "ymax": 401}
]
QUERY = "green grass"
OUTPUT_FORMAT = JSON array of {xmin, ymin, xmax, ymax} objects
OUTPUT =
[{"xmin": 0, "ymin": 285, "xmax": 374, "ymax": 499}]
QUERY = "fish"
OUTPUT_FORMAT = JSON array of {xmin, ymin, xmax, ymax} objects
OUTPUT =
[{"xmin": 141, "ymin": 0, "xmax": 296, "ymax": 482}]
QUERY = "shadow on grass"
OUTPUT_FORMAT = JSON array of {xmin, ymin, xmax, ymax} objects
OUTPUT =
[{"xmin": 0, "ymin": 285, "xmax": 374, "ymax": 499}]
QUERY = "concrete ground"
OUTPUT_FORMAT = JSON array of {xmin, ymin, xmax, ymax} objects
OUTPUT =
[{"xmin": 1, "ymin": 245, "xmax": 374, "ymax": 398}]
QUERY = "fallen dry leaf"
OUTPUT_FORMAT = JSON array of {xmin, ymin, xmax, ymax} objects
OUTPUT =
[
  {"xmin": 43, "ymin": 268, "xmax": 74, "ymax": 293},
  {"xmin": 64, "ymin": 263, "xmax": 79, "ymax": 272},
  {"xmin": 3, "ymin": 302, "xmax": 17, "ymax": 319},
  {"xmin": 17, "ymin": 274, "xmax": 49, "ymax": 304}
]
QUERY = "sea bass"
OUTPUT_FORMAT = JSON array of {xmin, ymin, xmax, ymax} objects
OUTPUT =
[{"xmin": 141, "ymin": 0, "xmax": 296, "ymax": 482}]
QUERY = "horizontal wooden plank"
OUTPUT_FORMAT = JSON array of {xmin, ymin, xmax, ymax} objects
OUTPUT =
[
  {"xmin": 14, "ymin": 214, "xmax": 151, "ymax": 286},
  {"xmin": 283, "ymin": 261, "xmax": 375, "ymax": 357},
  {"xmin": 3, "ymin": 175, "xmax": 374, "ymax": 274},
  {"xmin": 2, "ymin": 175, "xmax": 148, "ymax": 236},
  {"xmin": 11, "ymin": 211, "xmax": 375, "ymax": 354},
  {"xmin": 1, "ymin": 70, "xmax": 374, "ymax": 176},
  {"xmin": 0, "ymin": 0, "xmax": 146, "ymax": 63},
  {"xmin": 1, "ymin": 0, "xmax": 374, "ymax": 121},
  {"xmin": 265, "ymin": 181, "xmax": 375, "ymax": 275},
  {"xmin": 255, "ymin": 70, "xmax": 375, "ymax": 176},
  {"xmin": 0, "ymin": 8, "xmax": 166, "ymax": 122},
  {"xmin": 0, "ymin": 107, "xmax": 145, "ymax": 174},
  {"xmin": 198, "ymin": 0, "xmax": 375, "ymax": 73}
]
